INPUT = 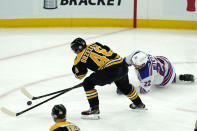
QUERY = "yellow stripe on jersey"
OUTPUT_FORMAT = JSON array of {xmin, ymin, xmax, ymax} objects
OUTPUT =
[
  {"xmin": 50, "ymin": 121, "xmax": 73, "ymax": 131},
  {"xmin": 99, "ymin": 55, "xmax": 123, "ymax": 70},
  {"xmin": 104, "ymin": 57, "xmax": 123, "ymax": 69}
]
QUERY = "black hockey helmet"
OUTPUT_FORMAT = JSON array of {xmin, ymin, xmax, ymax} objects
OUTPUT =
[
  {"xmin": 71, "ymin": 37, "xmax": 86, "ymax": 53},
  {"xmin": 51, "ymin": 104, "xmax": 66, "ymax": 120}
]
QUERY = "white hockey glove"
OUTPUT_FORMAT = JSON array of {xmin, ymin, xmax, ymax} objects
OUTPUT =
[{"xmin": 138, "ymin": 86, "xmax": 150, "ymax": 94}]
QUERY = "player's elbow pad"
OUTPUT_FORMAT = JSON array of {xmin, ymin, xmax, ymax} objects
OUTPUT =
[{"xmin": 125, "ymin": 55, "xmax": 133, "ymax": 66}]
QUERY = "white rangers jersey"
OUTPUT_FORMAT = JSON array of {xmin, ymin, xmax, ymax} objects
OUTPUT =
[{"xmin": 125, "ymin": 51, "xmax": 176, "ymax": 94}]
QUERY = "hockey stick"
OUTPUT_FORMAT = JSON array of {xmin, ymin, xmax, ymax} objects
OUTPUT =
[
  {"xmin": 1, "ymin": 83, "xmax": 82, "ymax": 117},
  {"xmin": 21, "ymin": 82, "xmax": 83, "ymax": 100}
]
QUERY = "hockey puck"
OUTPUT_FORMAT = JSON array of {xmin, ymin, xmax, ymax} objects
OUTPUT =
[{"xmin": 27, "ymin": 101, "xmax": 32, "ymax": 106}]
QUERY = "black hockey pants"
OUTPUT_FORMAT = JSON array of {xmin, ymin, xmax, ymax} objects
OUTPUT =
[{"xmin": 83, "ymin": 61, "xmax": 134, "ymax": 107}]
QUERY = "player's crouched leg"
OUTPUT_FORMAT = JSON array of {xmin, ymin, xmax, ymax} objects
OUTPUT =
[
  {"xmin": 120, "ymin": 84, "xmax": 147, "ymax": 110},
  {"xmin": 81, "ymin": 77, "xmax": 100, "ymax": 120}
]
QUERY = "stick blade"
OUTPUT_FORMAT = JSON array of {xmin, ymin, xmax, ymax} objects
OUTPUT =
[
  {"xmin": 0, "ymin": 107, "xmax": 16, "ymax": 117},
  {"xmin": 20, "ymin": 88, "xmax": 33, "ymax": 100}
]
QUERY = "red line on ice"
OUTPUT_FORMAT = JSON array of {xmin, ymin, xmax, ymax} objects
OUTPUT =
[
  {"xmin": 0, "ymin": 29, "xmax": 130, "ymax": 61},
  {"xmin": 0, "ymin": 74, "xmax": 72, "ymax": 100},
  {"xmin": 176, "ymin": 108, "xmax": 197, "ymax": 114}
]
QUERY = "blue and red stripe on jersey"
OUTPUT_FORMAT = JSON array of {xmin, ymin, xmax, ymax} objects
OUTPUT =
[{"xmin": 159, "ymin": 57, "xmax": 174, "ymax": 86}]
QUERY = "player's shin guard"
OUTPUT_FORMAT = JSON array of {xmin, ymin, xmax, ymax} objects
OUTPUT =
[
  {"xmin": 85, "ymin": 89, "xmax": 99, "ymax": 107},
  {"xmin": 127, "ymin": 88, "xmax": 146, "ymax": 110}
]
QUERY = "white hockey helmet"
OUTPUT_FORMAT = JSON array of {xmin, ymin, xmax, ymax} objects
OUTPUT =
[{"xmin": 132, "ymin": 52, "xmax": 148, "ymax": 66}]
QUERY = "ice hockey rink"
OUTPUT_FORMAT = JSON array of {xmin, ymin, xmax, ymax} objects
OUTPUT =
[{"xmin": 0, "ymin": 28, "xmax": 196, "ymax": 131}]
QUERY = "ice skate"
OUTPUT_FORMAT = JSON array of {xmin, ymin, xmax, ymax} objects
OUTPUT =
[
  {"xmin": 129, "ymin": 103, "xmax": 147, "ymax": 110},
  {"xmin": 116, "ymin": 88, "xmax": 124, "ymax": 95},
  {"xmin": 179, "ymin": 74, "xmax": 194, "ymax": 82},
  {"xmin": 81, "ymin": 106, "xmax": 100, "ymax": 120}
]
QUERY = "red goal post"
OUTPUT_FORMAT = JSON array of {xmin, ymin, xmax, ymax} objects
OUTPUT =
[{"xmin": 133, "ymin": 0, "xmax": 137, "ymax": 28}]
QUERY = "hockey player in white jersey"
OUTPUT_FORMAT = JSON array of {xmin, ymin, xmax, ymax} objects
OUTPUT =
[{"xmin": 117, "ymin": 50, "xmax": 194, "ymax": 94}]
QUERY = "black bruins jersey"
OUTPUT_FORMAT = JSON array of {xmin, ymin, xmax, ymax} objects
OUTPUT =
[
  {"xmin": 72, "ymin": 42, "xmax": 123, "ymax": 79},
  {"xmin": 49, "ymin": 121, "xmax": 80, "ymax": 131}
]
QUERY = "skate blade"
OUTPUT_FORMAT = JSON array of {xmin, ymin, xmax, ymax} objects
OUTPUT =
[
  {"xmin": 130, "ymin": 107, "xmax": 148, "ymax": 112},
  {"xmin": 81, "ymin": 114, "xmax": 100, "ymax": 120}
]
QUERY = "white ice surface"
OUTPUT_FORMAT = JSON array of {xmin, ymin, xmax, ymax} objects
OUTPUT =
[{"xmin": 0, "ymin": 28, "xmax": 197, "ymax": 131}]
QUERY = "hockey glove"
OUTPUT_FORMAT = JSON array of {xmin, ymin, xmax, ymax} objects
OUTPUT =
[{"xmin": 139, "ymin": 87, "xmax": 150, "ymax": 94}]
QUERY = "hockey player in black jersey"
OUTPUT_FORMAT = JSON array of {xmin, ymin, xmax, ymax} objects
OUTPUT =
[
  {"xmin": 71, "ymin": 38, "xmax": 146, "ymax": 120},
  {"xmin": 50, "ymin": 104, "xmax": 80, "ymax": 131},
  {"xmin": 195, "ymin": 120, "xmax": 197, "ymax": 131}
]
